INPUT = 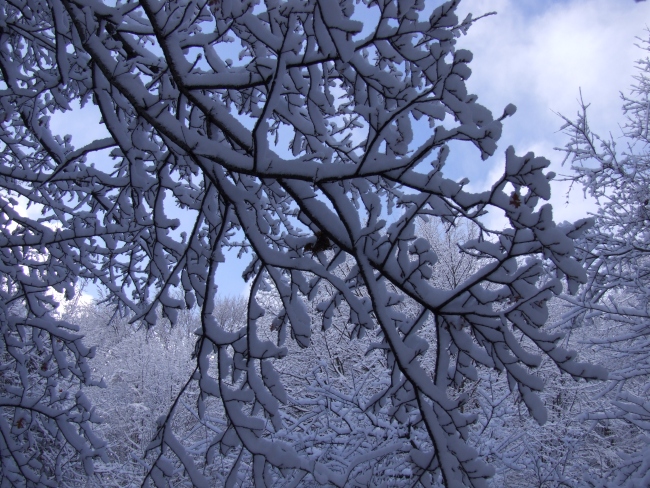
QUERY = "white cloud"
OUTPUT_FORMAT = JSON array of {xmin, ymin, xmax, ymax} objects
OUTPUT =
[
  {"xmin": 458, "ymin": 0, "xmax": 647, "ymax": 122},
  {"xmin": 450, "ymin": 0, "xmax": 649, "ymax": 224}
]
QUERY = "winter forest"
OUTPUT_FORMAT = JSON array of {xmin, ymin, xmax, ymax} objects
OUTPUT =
[{"xmin": 1, "ymin": 0, "xmax": 649, "ymax": 486}]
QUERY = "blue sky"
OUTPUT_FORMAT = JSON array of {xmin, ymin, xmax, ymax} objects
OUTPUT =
[{"xmin": 45, "ymin": 0, "xmax": 650, "ymax": 299}]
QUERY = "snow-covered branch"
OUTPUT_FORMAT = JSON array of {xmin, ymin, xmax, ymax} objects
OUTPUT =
[{"xmin": 0, "ymin": 0, "xmax": 603, "ymax": 485}]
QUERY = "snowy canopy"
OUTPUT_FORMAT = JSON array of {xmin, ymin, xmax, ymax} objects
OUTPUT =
[{"xmin": 0, "ymin": 0, "xmax": 607, "ymax": 486}]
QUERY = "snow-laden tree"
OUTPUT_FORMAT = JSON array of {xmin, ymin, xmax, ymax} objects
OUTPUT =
[
  {"xmin": 416, "ymin": 219, "xmax": 612, "ymax": 487},
  {"xmin": 559, "ymin": 33, "xmax": 650, "ymax": 487},
  {"xmin": 60, "ymin": 297, "xmax": 198, "ymax": 485},
  {"xmin": 0, "ymin": 0, "xmax": 606, "ymax": 486}
]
